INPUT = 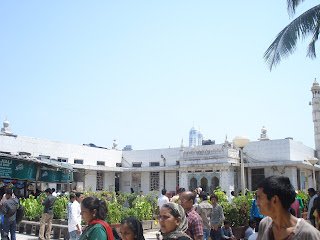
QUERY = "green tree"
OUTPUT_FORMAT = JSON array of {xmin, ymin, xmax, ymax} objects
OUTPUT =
[{"xmin": 264, "ymin": 1, "xmax": 320, "ymax": 70}]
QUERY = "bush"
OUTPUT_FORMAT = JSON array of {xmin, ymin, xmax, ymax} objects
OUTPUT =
[
  {"xmin": 53, "ymin": 195, "xmax": 69, "ymax": 219},
  {"xmin": 20, "ymin": 194, "xmax": 44, "ymax": 220}
]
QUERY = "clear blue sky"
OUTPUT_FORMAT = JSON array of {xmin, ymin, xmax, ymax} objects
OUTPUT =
[{"xmin": 0, "ymin": 1, "xmax": 319, "ymax": 150}]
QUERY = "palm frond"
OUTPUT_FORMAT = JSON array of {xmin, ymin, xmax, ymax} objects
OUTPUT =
[
  {"xmin": 307, "ymin": 16, "xmax": 320, "ymax": 59},
  {"xmin": 287, "ymin": 0, "xmax": 306, "ymax": 16},
  {"xmin": 264, "ymin": 4, "xmax": 320, "ymax": 71}
]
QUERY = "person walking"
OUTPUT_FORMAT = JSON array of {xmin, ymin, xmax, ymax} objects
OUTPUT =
[
  {"xmin": 157, "ymin": 189, "xmax": 169, "ymax": 218},
  {"xmin": 307, "ymin": 188, "xmax": 317, "ymax": 226},
  {"xmin": 39, "ymin": 188, "xmax": 56, "ymax": 240},
  {"xmin": 2, "ymin": 188, "xmax": 18, "ymax": 240},
  {"xmin": 67, "ymin": 194, "xmax": 76, "ymax": 220},
  {"xmin": 210, "ymin": 194, "xmax": 224, "ymax": 240},
  {"xmin": 69, "ymin": 192, "xmax": 83, "ymax": 240},
  {"xmin": 196, "ymin": 192, "xmax": 213, "ymax": 240}
]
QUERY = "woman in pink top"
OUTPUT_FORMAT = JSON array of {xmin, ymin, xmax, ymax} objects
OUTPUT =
[{"xmin": 290, "ymin": 198, "xmax": 300, "ymax": 217}]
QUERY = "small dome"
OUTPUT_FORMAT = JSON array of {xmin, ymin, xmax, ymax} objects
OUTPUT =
[
  {"xmin": 313, "ymin": 79, "xmax": 319, "ymax": 86},
  {"xmin": 261, "ymin": 126, "xmax": 267, "ymax": 134},
  {"xmin": 3, "ymin": 120, "xmax": 9, "ymax": 128}
]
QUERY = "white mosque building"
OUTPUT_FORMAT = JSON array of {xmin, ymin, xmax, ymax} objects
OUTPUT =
[{"xmin": 0, "ymin": 81, "xmax": 320, "ymax": 196}]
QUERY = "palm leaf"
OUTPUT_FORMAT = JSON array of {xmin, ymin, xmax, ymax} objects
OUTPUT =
[
  {"xmin": 264, "ymin": 4, "xmax": 320, "ymax": 71},
  {"xmin": 287, "ymin": 0, "xmax": 306, "ymax": 15}
]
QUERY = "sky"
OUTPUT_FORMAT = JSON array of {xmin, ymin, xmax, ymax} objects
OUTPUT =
[{"xmin": 0, "ymin": 1, "xmax": 319, "ymax": 150}]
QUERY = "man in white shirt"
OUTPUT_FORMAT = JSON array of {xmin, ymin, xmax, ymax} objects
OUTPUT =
[
  {"xmin": 68, "ymin": 192, "xmax": 83, "ymax": 240},
  {"xmin": 157, "ymin": 189, "xmax": 169, "ymax": 217}
]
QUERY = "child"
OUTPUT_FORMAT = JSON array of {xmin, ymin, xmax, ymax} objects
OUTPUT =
[{"xmin": 221, "ymin": 220, "xmax": 236, "ymax": 240}]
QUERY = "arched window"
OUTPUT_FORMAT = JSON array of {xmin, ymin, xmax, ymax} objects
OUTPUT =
[
  {"xmin": 211, "ymin": 176, "xmax": 219, "ymax": 191},
  {"xmin": 189, "ymin": 177, "xmax": 197, "ymax": 191},
  {"xmin": 200, "ymin": 177, "xmax": 208, "ymax": 193}
]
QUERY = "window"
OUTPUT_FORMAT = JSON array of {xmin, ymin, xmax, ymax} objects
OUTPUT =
[
  {"xmin": 176, "ymin": 161, "xmax": 180, "ymax": 166},
  {"xmin": 96, "ymin": 171, "xmax": 104, "ymax": 190},
  {"xmin": 97, "ymin": 161, "xmax": 105, "ymax": 166},
  {"xmin": 58, "ymin": 158, "xmax": 68, "ymax": 163},
  {"xmin": 39, "ymin": 155, "xmax": 50, "ymax": 160},
  {"xmin": 74, "ymin": 159, "xmax": 84, "ymax": 164},
  {"xmin": 116, "ymin": 163, "xmax": 122, "ymax": 167},
  {"xmin": 132, "ymin": 163, "xmax": 142, "ymax": 168},
  {"xmin": 150, "ymin": 172, "xmax": 159, "ymax": 191},
  {"xmin": 150, "ymin": 162, "xmax": 160, "ymax": 167}
]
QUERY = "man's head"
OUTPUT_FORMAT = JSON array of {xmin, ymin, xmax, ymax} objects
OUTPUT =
[
  {"xmin": 70, "ymin": 194, "xmax": 76, "ymax": 202},
  {"xmin": 210, "ymin": 194, "xmax": 218, "ymax": 206},
  {"xmin": 249, "ymin": 219, "xmax": 256, "ymax": 229},
  {"xmin": 45, "ymin": 188, "xmax": 52, "ymax": 195},
  {"xmin": 256, "ymin": 176, "xmax": 295, "ymax": 216},
  {"xmin": 162, "ymin": 189, "xmax": 167, "ymax": 195},
  {"xmin": 199, "ymin": 191, "xmax": 207, "ymax": 201},
  {"xmin": 231, "ymin": 191, "xmax": 235, "ymax": 196},
  {"xmin": 5, "ymin": 188, "xmax": 13, "ymax": 199},
  {"xmin": 52, "ymin": 188, "xmax": 55, "ymax": 193},
  {"xmin": 178, "ymin": 191, "xmax": 195, "ymax": 211},
  {"xmin": 224, "ymin": 220, "xmax": 231, "ymax": 228},
  {"xmin": 75, "ymin": 192, "xmax": 84, "ymax": 203},
  {"xmin": 308, "ymin": 188, "xmax": 316, "ymax": 197}
]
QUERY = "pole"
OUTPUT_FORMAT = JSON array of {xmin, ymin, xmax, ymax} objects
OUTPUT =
[
  {"xmin": 313, "ymin": 165, "xmax": 317, "ymax": 189},
  {"xmin": 240, "ymin": 147, "xmax": 245, "ymax": 195}
]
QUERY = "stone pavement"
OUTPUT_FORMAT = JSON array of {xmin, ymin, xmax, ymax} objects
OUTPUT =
[{"xmin": 16, "ymin": 229, "xmax": 159, "ymax": 239}]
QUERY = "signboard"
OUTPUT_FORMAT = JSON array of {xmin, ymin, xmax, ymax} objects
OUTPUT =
[
  {"xmin": 40, "ymin": 169, "xmax": 73, "ymax": 183},
  {"xmin": 0, "ymin": 158, "xmax": 37, "ymax": 180}
]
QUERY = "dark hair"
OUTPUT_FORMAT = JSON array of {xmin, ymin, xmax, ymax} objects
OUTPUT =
[
  {"xmin": 120, "ymin": 217, "xmax": 144, "ymax": 240},
  {"xmin": 224, "ymin": 220, "xmax": 231, "ymax": 225},
  {"xmin": 257, "ymin": 176, "xmax": 295, "ymax": 210},
  {"xmin": 45, "ymin": 188, "xmax": 52, "ymax": 194},
  {"xmin": 199, "ymin": 192, "xmax": 207, "ymax": 200},
  {"xmin": 231, "ymin": 191, "xmax": 234, "ymax": 196},
  {"xmin": 5, "ymin": 189, "xmax": 12, "ymax": 195},
  {"xmin": 52, "ymin": 188, "xmax": 55, "ymax": 192},
  {"xmin": 308, "ymin": 188, "xmax": 316, "ymax": 193},
  {"xmin": 162, "ymin": 189, "xmax": 167, "ymax": 195},
  {"xmin": 162, "ymin": 203, "xmax": 181, "ymax": 219},
  {"xmin": 249, "ymin": 220, "xmax": 256, "ymax": 226},
  {"xmin": 81, "ymin": 197, "xmax": 108, "ymax": 220},
  {"xmin": 210, "ymin": 194, "xmax": 218, "ymax": 201},
  {"xmin": 70, "ymin": 194, "xmax": 76, "ymax": 199},
  {"xmin": 75, "ymin": 192, "xmax": 83, "ymax": 198}
]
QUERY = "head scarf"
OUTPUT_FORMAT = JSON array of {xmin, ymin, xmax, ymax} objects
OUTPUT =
[
  {"xmin": 160, "ymin": 203, "xmax": 191, "ymax": 240},
  {"xmin": 121, "ymin": 217, "xmax": 145, "ymax": 240}
]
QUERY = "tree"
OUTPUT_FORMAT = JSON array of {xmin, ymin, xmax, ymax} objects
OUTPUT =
[{"xmin": 264, "ymin": 1, "xmax": 320, "ymax": 71}]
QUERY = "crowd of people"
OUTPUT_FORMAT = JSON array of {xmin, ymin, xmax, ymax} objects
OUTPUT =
[{"xmin": 1, "ymin": 175, "xmax": 320, "ymax": 239}]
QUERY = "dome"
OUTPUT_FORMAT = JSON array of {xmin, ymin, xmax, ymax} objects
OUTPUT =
[
  {"xmin": 3, "ymin": 120, "xmax": 9, "ymax": 128},
  {"xmin": 313, "ymin": 79, "xmax": 319, "ymax": 86}
]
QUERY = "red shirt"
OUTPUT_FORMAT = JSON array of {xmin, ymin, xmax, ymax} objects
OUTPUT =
[{"xmin": 186, "ymin": 207, "xmax": 203, "ymax": 239}]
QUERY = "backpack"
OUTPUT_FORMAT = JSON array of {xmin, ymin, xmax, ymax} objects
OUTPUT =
[{"xmin": 16, "ymin": 203, "xmax": 25, "ymax": 223}]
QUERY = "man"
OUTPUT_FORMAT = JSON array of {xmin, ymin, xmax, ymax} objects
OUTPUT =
[
  {"xmin": 51, "ymin": 188, "xmax": 57, "ymax": 197},
  {"xmin": 307, "ymin": 187, "xmax": 317, "ymax": 226},
  {"xmin": 229, "ymin": 191, "xmax": 235, "ymax": 204},
  {"xmin": 210, "ymin": 194, "xmax": 224, "ymax": 240},
  {"xmin": 196, "ymin": 192, "xmax": 213, "ymax": 240},
  {"xmin": 2, "ymin": 188, "xmax": 18, "ymax": 240},
  {"xmin": 69, "ymin": 192, "xmax": 83, "ymax": 240},
  {"xmin": 39, "ymin": 188, "xmax": 56, "ymax": 240},
  {"xmin": 256, "ymin": 176, "xmax": 320, "ymax": 239},
  {"xmin": 244, "ymin": 220, "xmax": 256, "ymax": 240},
  {"xmin": 250, "ymin": 193, "xmax": 264, "ymax": 224},
  {"xmin": 178, "ymin": 191, "xmax": 203, "ymax": 240},
  {"xmin": 67, "ymin": 194, "xmax": 75, "ymax": 220},
  {"xmin": 157, "ymin": 189, "xmax": 169, "ymax": 217},
  {"xmin": 221, "ymin": 220, "xmax": 236, "ymax": 240}
]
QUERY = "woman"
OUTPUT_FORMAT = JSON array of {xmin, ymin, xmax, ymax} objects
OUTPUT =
[
  {"xmin": 313, "ymin": 198, "xmax": 320, "ymax": 230},
  {"xmin": 159, "ymin": 202, "xmax": 191, "ymax": 240},
  {"xmin": 120, "ymin": 217, "xmax": 145, "ymax": 240},
  {"xmin": 79, "ymin": 197, "xmax": 114, "ymax": 240}
]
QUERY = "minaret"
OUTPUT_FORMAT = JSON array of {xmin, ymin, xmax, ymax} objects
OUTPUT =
[
  {"xmin": 311, "ymin": 79, "xmax": 320, "ymax": 157},
  {"xmin": 197, "ymin": 128, "xmax": 203, "ymax": 146},
  {"xmin": 0, "ymin": 119, "xmax": 12, "ymax": 135}
]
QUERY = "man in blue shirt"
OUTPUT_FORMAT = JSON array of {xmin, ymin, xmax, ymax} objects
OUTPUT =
[{"xmin": 250, "ymin": 192, "xmax": 264, "ymax": 224}]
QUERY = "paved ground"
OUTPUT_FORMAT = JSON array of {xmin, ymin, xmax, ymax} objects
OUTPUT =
[{"xmin": 16, "ymin": 229, "xmax": 159, "ymax": 240}]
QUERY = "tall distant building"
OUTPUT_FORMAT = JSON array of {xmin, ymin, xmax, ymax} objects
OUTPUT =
[
  {"xmin": 189, "ymin": 126, "xmax": 203, "ymax": 147},
  {"xmin": 311, "ymin": 79, "xmax": 320, "ymax": 159}
]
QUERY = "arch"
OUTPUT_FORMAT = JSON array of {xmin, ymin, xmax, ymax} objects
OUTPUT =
[
  {"xmin": 211, "ymin": 176, "xmax": 219, "ymax": 191},
  {"xmin": 189, "ymin": 177, "xmax": 197, "ymax": 191},
  {"xmin": 200, "ymin": 177, "xmax": 208, "ymax": 193}
]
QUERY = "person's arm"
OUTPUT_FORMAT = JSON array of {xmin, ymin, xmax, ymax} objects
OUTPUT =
[
  {"xmin": 220, "ymin": 227, "xmax": 229, "ymax": 239},
  {"xmin": 219, "ymin": 206, "xmax": 224, "ymax": 225},
  {"xmin": 193, "ymin": 217, "xmax": 203, "ymax": 240},
  {"xmin": 2, "ymin": 202, "xmax": 7, "ymax": 215}
]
